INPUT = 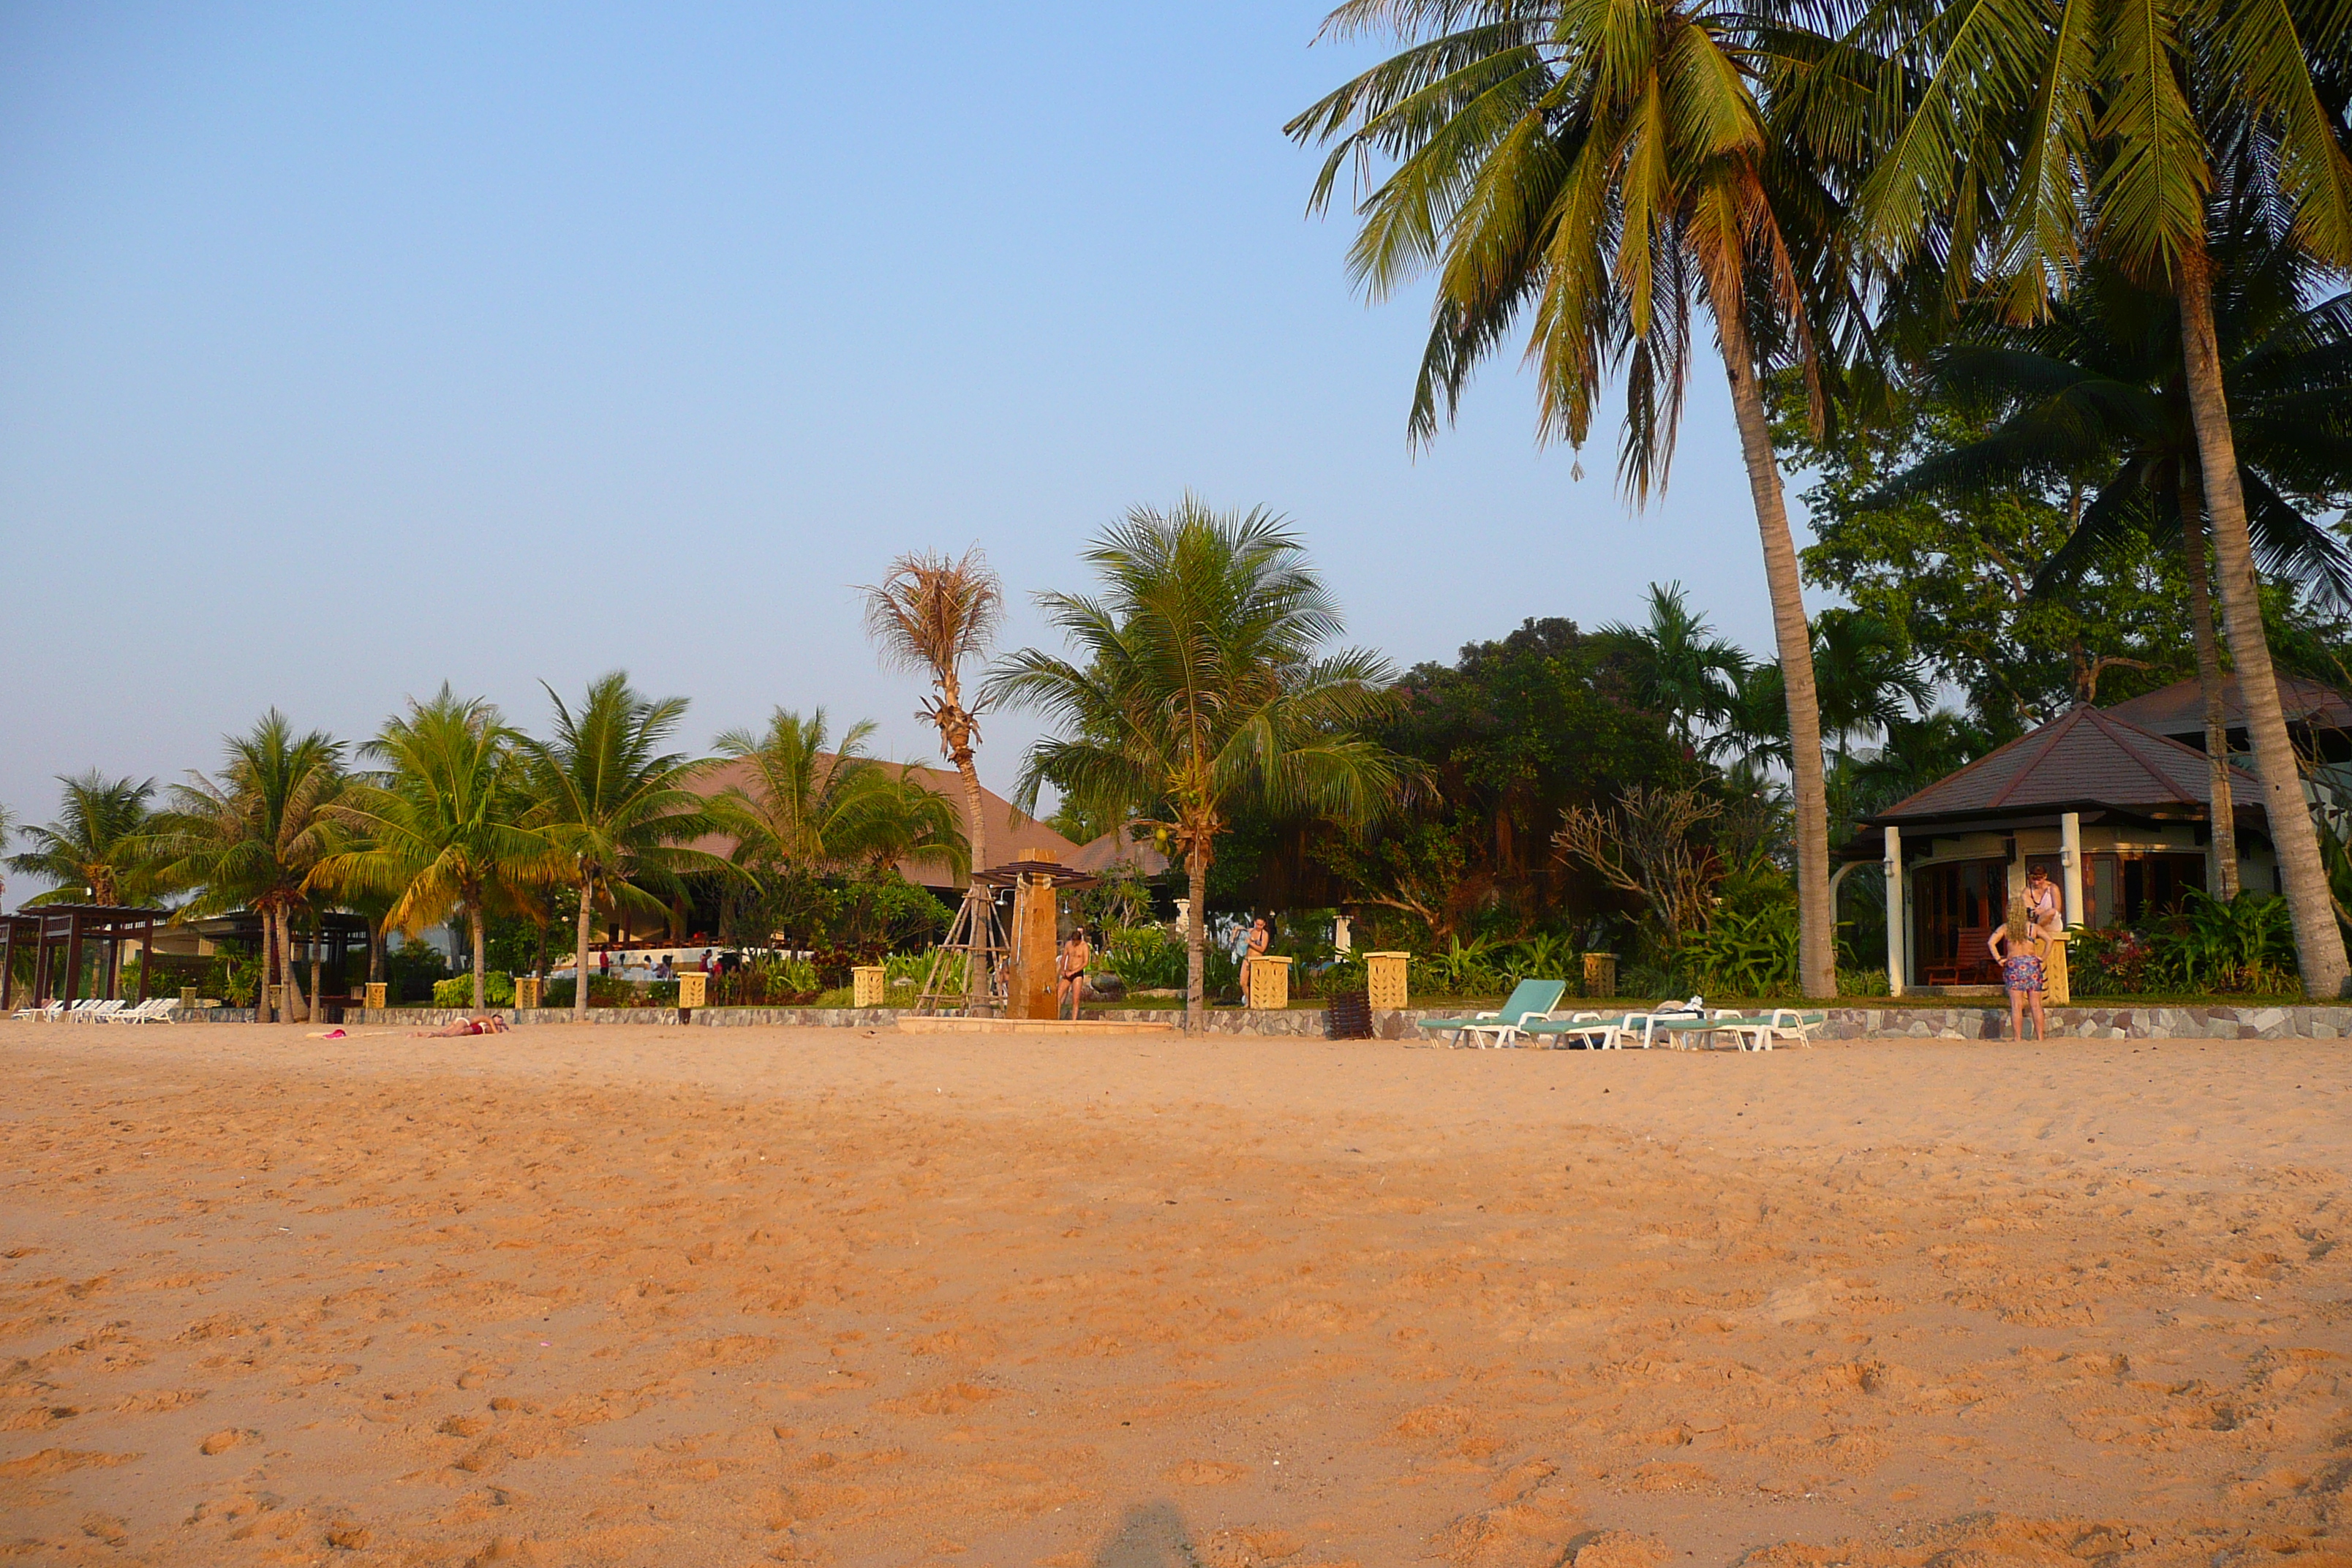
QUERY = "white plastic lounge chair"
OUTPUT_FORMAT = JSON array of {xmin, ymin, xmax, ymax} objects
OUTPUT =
[
  {"xmin": 110, "ymin": 998, "xmax": 178, "ymax": 1024},
  {"xmin": 1523, "ymin": 1010, "xmax": 1632, "ymax": 1049},
  {"xmin": 12, "ymin": 1000, "xmax": 65, "ymax": 1022}
]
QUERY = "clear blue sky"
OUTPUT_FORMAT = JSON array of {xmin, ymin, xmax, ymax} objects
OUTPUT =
[{"xmin": 1, "ymin": 1, "xmax": 1812, "ymax": 870}]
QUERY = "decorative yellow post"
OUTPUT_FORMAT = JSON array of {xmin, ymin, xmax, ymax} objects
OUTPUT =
[
  {"xmin": 180, "ymin": 985, "xmax": 198, "ymax": 1011},
  {"xmin": 1366, "ymin": 951, "xmax": 1410, "ymax": 1011},
  {"xmin": 676, "ymin": 971, "xmax": 707, "ymax": 1011},
  {"xmin": 514, "ymin": 976, "xmax": 542, "ymax": 1011},
  {"xmin": 1582, "ymin": 952, "xmax": 1618, "ymax": 1000},
  {"xmin": 2043, "ymin": 932, "xmax": 2071, "ymax": 1006},
  {"xmin": 852, "ymin": 965, "xmax": 887, "ymax": 1008},
  {"xmin": 1245, "ymin": 954, "xmax": 1292, "ymax": 1010},
  {"xmin": 1006, "ymin": 851, "xmax": 1061, "ymax": 1019},
  {"xmin": 363, "ymin": 982, "xmax": 387, "ymax": 1011}
]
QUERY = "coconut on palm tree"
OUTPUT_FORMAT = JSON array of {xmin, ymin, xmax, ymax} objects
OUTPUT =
[
  {"xmin": 1869, "ymin": 248, "xmax": 2352, "ymax": 897},
  {"xmin": 146, "ymin": 713, "xmax": 347, "ymax": 1024},
  {"xmin": 984, "ymin": 499, "xmax": 1405, "ymax": 1031},
  {"xmin": 859, "ymin": 548, "xmax": 1005, "ymax": 1005},
  {"xmin": 1290, "ymin": 0, "xmax": 1847, "ymax": 994},
  {"xmin": 1812, "ymin": 0, "xmax": 2352, "ymax": 991},
  {"xmin": 521, "ymin": 672, "xmax": 731, "ymax": 1020},
  {"xmin": 8, "ymin": 772, "xmax": 158, "ymax": 907},
  {"xmin": 316, "ymin": 687, "xmax": 559, "ymax": 1011}
]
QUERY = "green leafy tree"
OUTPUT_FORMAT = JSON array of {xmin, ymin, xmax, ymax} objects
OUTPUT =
[
  {"xmin": 1290, "ymin": 0, "xmax": 1846, "ymax": 994},
  {"xmin": 521, "ymin": 672, "xmax": 733, "ymax": 1021},
  {"xmin": 8, "ymin": 772, "xmax": 157, "ymax": 907},
  {"xmin": 1790, "ymin": 386, "xmax": 2192, "ymax": 728},
  {"xmin": 317, "ymin": 687, "xmax": 559, "ymax": 1011},
  {"xmin": 147, "ymin": 713, "xmax": 347, "ymax": 1024},
  {"xmin": 986, "ymin": 499, "xmax": 1405, "ymax": 1030},
  {"xmin": 1814, "ymin": 0, "xmax": 2352, "ymax": 988},
  {"xmin": 1871, "ymin": 249, "xmax": 2352, "ymax": 897}
]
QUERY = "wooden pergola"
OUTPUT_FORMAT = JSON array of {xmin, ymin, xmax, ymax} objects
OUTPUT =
[{"xmin": 0, "ymin": 904, "xmax": 165, "ymax": 1010}]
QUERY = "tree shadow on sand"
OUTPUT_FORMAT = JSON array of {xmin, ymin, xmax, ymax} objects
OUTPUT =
[{"xmin": 1088, "ymin": 1501, "xmax": 1205, "ymax": 1568}]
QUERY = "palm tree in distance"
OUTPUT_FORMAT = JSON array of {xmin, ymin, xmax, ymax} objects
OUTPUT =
[
  {"xmin": 1289, "ymin": 0, "xmax": 1846, "ymax": 995},
  {"xmin": 1811, "ymin": 0, "xmax": 2352, "ymax": 991},
  {"xmin": 1600, "ymin": 584, "xmax": 1752, "ymax": 750},
  {"xmin": 1869, "ymin": 250, "xmax": 2352, "ymax": 898},
  {"xmin": 708, "ymin": 709, "xmax": 968, "ymax": 884},
  {"xmin": 521, "ymin": 672, "xmax": 730, "ymax": 1022},
  {"xmin": 984, "ymin": 499, "xmax": 1405, "ymax": 1032},
  {"xmin": 147, "ymin": 713, "xmax": 347, "ymax": 1024},
  {"xmin": 860, "ymin": 548, "xmax": 1004, "ymax": 1006},
  {"xmin": 9, "ymin": 772, "xmax": 157, "ymax": 908},
  {"xmin": 318, "ymin": 687, "xmax": 559, "ymax": 1011}
]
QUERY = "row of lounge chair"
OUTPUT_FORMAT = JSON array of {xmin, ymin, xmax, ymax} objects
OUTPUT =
[
  {"xmin": 1415, "ymin": 979, "xmax": 1823, "ymax": 1052},
  {"xmin": 10, "ymin": 997, "xmax": 181, "ymax": 1024}
]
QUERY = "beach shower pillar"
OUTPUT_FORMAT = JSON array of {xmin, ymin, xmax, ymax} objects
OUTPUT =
[
  {"xmin": 2060, "ymin": 812, "xmax": 2084, "ymax": 928},
  {"xmin": 1882, "ymin": 826, "xmax": 1904, "ymax": 996},
  {"xmin": 1006, "ymin": 850, "xmax": 1060, "ymax": 1019}
]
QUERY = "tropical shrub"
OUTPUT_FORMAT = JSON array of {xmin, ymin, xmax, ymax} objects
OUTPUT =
[
  {"xmin": 2071, "ymin": 892, "xmax": 2299, "ymax": 995},
  {"xmin": 1103, "ymin": 925, "xmax": 1187, "ymax": 990},
  {"xmin": 434, "ymin": 970, "xmax": 515, "ymax": 1008},
  {"xmin": 1677, "ymin": 902, "xmax": 1799, "ymax": 995}
]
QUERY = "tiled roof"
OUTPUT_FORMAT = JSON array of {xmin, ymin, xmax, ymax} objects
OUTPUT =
[
  {"xmin": 2105, "ymin": 673, "xmax": 2352, "ymax": 738},
  {"xmin": 1868, "ymin": 706, "xmax": 2263, "ymax": 826}
]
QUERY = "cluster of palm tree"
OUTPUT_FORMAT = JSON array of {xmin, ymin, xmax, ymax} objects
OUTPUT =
[
  {"xmin": 1288, "ymin": 0, "xmax": 2352, "ymax": 994},
  {"xmin": 3, "ymin": 676, "xmax": 968, "ymax": 1022}
]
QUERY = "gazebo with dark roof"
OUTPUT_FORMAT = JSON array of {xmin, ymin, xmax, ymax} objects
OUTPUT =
[{"xmin": 1842, "ymin": 706, "xmax": 2271, "ymax": 992}]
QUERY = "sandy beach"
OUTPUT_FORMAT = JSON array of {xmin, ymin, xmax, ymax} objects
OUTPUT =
[{"xmin": 1, "ymin": 1019, "xmax": 2346, "ymax": 1567}]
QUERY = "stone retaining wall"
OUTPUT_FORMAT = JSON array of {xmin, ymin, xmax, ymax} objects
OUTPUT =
[{"xmin": 235, "ymin": 1003, "xmax": 2352, "ymax": 1039}]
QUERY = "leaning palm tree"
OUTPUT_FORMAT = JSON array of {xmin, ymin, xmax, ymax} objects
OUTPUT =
[
  {"xmin": 9, "ymin": 772, "xmax": 157, "ymax": 907},
  {"xmin": 0, "ymin": 802, "xmax": 16, "ymax": 907},
  {"xmin": 1289, "ymin": 0, "xmax": 1845, "ymax": 995},
  {"xmin": 859, "ymin": 548, "xmax": 1005, "ymax": 1003},
  {"xmin": 520, "ymin": 672, "xmax": 730, "ymax": 1021},
  {"xmin": 984, "ymin": 499, "xmax": 1405, "ymax": 1031},
  {"xmin": 1811, "ymin": 0, "xmax": 2352, "ymax": 990},
  {"xmin": 146, "ymin": 713, "xmax": 347, "ymax": 1024},
  {"xmin": 316, "ymin": 688, "xmax": 559, "ymax": 1011},
  {"xmin": 1871, "ymin": 251, "xmax": 2352, "ymax": 897}
]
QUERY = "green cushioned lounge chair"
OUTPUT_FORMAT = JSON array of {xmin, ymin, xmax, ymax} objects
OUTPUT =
[{"xmin": 1415, "ymin": 979, "xmax": 1569, "ymax": 1048}]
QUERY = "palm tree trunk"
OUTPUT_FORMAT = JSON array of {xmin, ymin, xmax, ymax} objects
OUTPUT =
[
  {"xmin": 368, "ymin": 919, "xmax": 382, "ymax": 986},
  {"xmin": 2179, "ymin": 462, "xmax": 2239, "ymax": 898},
  {"xmin": 307, "ymin": 918, "xmax": 323, "ymax": 1025},
  {"xmin": 951, "ymin": 751, "xmax": 988, "ymax": 1008},
  {"xmin": 1708, "ymin": 275, "xmax": 1836, "ymax": 996},
  {"xmin": 260, "ymin": 913, "xmax": 277, "ymax": 1024},
  {"xmin": 1186, "ymin": 843, "xmax": 1208, "ymax": 1034},
  {"xmin": 2179, "ymin": 254, "xmax": 2348, "ymax": 994},
  {"xmin": 470, "ymin": 908, "xmax": 488, "ymax": 1011},
  {"xmin": 573, "ymin": 878, "xmax": 595, "ymax": 1022},
  {"xmin": 277, "ymin": 907, "xmax": 307, "ymax": 1024}
]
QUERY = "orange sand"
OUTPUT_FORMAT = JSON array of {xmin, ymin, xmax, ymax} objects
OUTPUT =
[{"xmin": 1, "ymin": 1020, "xmax": 2347, "ymax": 1567}]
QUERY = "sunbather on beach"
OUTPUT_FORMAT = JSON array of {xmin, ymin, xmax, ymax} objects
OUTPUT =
[{"xmin": 414, "ymin": 1014, "xmax": 510, "ymax": 1038}]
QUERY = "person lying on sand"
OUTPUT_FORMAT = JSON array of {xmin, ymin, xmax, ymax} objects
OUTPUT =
[{"xmin": 414, "ymin": 1014, "xmax": 510, "ymax": 1038}]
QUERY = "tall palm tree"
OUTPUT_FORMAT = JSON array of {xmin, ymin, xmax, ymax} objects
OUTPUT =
[
  {"xmin": 1871, "ymin": 254, "xmax": 2352, "ymax": 897},
  {"xmin": 9, "ymin": 772, "xmax": 157, "ymax": 907},
  {"xmin": 1599, "ymin": 583, "xmax": 1752, "ymax": 749},
  {"xmin": 521, "ymin": 672, "xmax": 731, "ymax": 1022},
  {"xmin": 146, "ymin": 713, "xmax": 347, "ymax": 1024},
  {"xmin": 1816, "ymin": 0, "xmax": 2352, "ymax": 990},
  {"xmin": 984, "ymin": 499, "xmax": 1405, "ymax": 1031},
  {"xmin": 1290, "ymin": 0, "xmax": 1844, "ymax": 994},
  {"xmin": 860, "ymin": 548, "xmax": 1004, "ymax": 1004},
  {"xmin": 0, "ymin": 802, "xmax": 17, "ymax": 908},
  {"xmin": 317, "ymin": 687, "xmax": 558, "ymax": 1011},
  {"xmin": 708, "ymin": 709, "xmax": 965, "ymax": 881},
  {"xmin": 1706, "ymin": 609, "xmax": 1928, "ymax": 769}
]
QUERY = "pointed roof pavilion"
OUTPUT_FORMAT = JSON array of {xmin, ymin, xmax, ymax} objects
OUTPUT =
[{"xmin": 1863, "ymin": 704, "xmax": 2264, "ymax": 830}]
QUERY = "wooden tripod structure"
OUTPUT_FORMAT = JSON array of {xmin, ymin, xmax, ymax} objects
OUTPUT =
[{"xmin": 911, "ymin": 886, "xmax": 1008, "ymax": 1017}]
